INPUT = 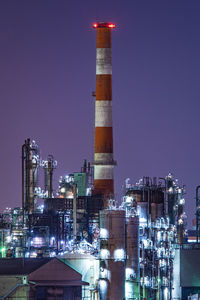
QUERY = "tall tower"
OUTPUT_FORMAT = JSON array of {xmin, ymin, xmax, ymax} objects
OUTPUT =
[{"xmin": 93, "ymin": 22, "xmax": 116, "ymax": 202}]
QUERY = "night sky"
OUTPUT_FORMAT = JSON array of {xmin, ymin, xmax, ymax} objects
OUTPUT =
[{"xmin": 1, "ymin": 0, "xmax": 200, "ymax": 227}]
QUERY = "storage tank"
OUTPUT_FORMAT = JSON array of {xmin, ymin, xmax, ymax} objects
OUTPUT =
[{"xmin": 99, "ymin": 209, "xmax": 126, "ymax": 300}]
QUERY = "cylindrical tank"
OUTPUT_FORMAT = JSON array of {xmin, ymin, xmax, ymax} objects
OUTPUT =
[
  {"xmin": 126, "ymin": 215, "xmax": 139, "ymax": 300},
  {"xmin": 99, "ymin": 209, "xmax": 125, "ymax": 300}
]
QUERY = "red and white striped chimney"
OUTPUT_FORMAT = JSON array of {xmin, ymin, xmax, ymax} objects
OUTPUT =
[{"xmin": 93, "ymin": 22, "xmax": 116, "ymax": 201}]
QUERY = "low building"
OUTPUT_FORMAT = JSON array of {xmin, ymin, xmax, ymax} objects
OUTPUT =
[
  {"xmin": 0, "ymin": 258, "xmax": 88, "ymax": 300},
  {"xmin": 172, "ymin": 245, "xmax": 200, "ymax": 300}
]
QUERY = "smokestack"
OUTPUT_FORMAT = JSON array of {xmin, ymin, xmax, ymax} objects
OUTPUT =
[{"xmin": 93, "ymin": 22, "xmax": 116, "ymax": 201}]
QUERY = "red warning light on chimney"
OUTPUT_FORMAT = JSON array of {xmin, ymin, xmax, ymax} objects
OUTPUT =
[{"xmin": 93, "ymin": 22, "xmax": 115, "ymax": 29}]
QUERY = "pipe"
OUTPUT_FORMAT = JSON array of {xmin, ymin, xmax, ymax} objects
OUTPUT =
[
  {"xmin": 1, "ymin": 283, "xmax": 27, "ymax": 299},
  {"xmin": 196, "ymin": 185, "xmax": 200, "ymax": 242},
  {"xmin": 22, "ymin": 142, "xmax": 26, "ymax": 226},
  {"xmin": 73, "ymin": 184, "xmax": 77, "ymax": 242}
]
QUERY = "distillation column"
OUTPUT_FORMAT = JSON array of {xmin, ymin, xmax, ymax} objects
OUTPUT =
[
  {"xmin": 43, "ymin": 155, "xmax": 57, "ymax": 198},
  {"xmin": 22, "ymin": 139, "xmax": 39, "ymax": 219},
  {"xmin": 93, "ymin": 22, "xmax": 116, "ymax": 202}
]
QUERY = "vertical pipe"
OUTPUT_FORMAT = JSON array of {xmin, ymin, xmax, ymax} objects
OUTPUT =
[
  {"xmin": 93, "ymin": 22, "xmax": 116, "ymax": 204},
  {"xmin": 25, "ymin": 138, "xmax": 35, "ymax": 215},
  {"xmin": 22, "ymin": 143, "xmax": 26, "ymax": 226},
  {"xmin": 196, "ymin": 185, "xmax": 200, "ymax": 242},
  {"xmin": 73, "ymin": 184, "xmax": 77, "ymax": 241}
]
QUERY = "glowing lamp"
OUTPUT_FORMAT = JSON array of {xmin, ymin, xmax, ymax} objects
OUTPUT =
[
  {"xmin": 108, "ymin": 24, "xmax": 115, "ymax": 28},
  {"xmin": 114, "ymin": 249, "xmax": 125, "ymax": 261},
  {"xmin": 100, "ymin": 228, "xmax": 109, "ymax": 239},
  {"xmin": 100, "ymin": 249, "xmax": 110, "ymax": 259},
  {"xmin": 93, "ymin": 22, "xmax": 116, "ymax": 29}
]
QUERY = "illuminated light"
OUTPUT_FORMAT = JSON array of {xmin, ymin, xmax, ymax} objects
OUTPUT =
[
  {"xmin": 139, "ymin": 217, "xmax": 147, "ymax": 224},
  {"xmin": 188, "ymin": 237, "xmax": 196, "ymax": 243},
  {"xmin": 30, "ymin": 251, "xmax": 37, "ymax": 258},
  {"xmin": 142, "ymin": 239, "xmax": 152, "ymax": 249},
  {"xmin": 157, "ymin": 231, "xmax": 161, "ymax": 241},
  {"xmin": 66, "ymin": 191, "xmax": 73, "ymax": 199},
  {"xmin": 50, "ymin": 236, "xmax": 56, "ymax": 246},
  {"xmin": 100, "ymin": 228, "xmax": 109, "ymax": 239},
  {"xmin": 108, "ymin": 23, "xmax": 115, "ymax": 28},
  {"xmin": 142, "ymin": 239, "xmax": 148, "ymax": 248},
  {"xmin": 139, "ymin": 276, "xmax": 151, "ymax": 287},
  {"xmin": 164, "ymin": 287, "xmax": 168, "ymax": 298},
  {"xmin": 114, "ymin": 249, "xmax": 125, "ymax": 261},
  {"xmin": 100, "ymin": 268, "xmax": 110, "ymax": 279},
  {"xmin": 125, "ymin": 281, "xmax": 134, "ymax": 299},
  {"xmin": 126, "ymin": 196, "xmax": 133, "ymax": 203},
  {"xmin": 99, "ymin": 279, "xmax": 107, "ymax": 293},
  {"xmin": 50, "ymin": 251, "xmax": 56, "ymax": 257},
  {"xmin": 60, "ymin": 187, "xmax": 66, "ymax": 193},
  {"xmin": 144, "ymin": 276, "xmax": 151, "ymax": 287},
  {"xmin": 168, "ymin": 187, "xmax": 173, "ymax": 193},
  {"xmin": 93, "ymin": 22, "xmax": 116, "ymax": 29},
  {"xmin": 100, "ymin": 249, "xmax": 110, "ymax": 259},
  {"xmin": 179, "ymin": 198, "xmax": 185, "ymax": 205},
  {"xmin": 25, "ymin": 252, "xmax": 30, "ymax": 258},
  {"xmin": 178, "ymin": 219, "xmax": 183, "ymax": 225},
  {"xmin": 159, "ymin": 259, "xmax": 166, "ymax": 268},
  {"xmin": 86, "ymin": 187, "xmax": 91, "ymax": 196},
  {"xmin": 6, "ymin": 236, "xmax": 11, "ymax": 243},
  {"xmin": 125, "ymin": 268, "xmax": 135, "ymax": 280},
  {"xmin": 32, "ymin": 236, "xmax": 44, "ymax": 247}
]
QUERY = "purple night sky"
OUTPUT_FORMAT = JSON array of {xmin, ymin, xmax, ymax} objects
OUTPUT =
[{"xmin": 0, "ymin": 0, "xmax": 200, "ymax": 227}]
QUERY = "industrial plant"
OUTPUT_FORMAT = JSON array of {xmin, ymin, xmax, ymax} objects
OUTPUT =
[{"xmin": 0, "ymin": 22, "xmax": 200, "ymax": 300}]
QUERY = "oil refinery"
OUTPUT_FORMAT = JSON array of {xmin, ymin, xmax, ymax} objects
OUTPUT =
[{"xmin": 0, "ymin": 22, "xmax": 200, "ymax": 300}]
